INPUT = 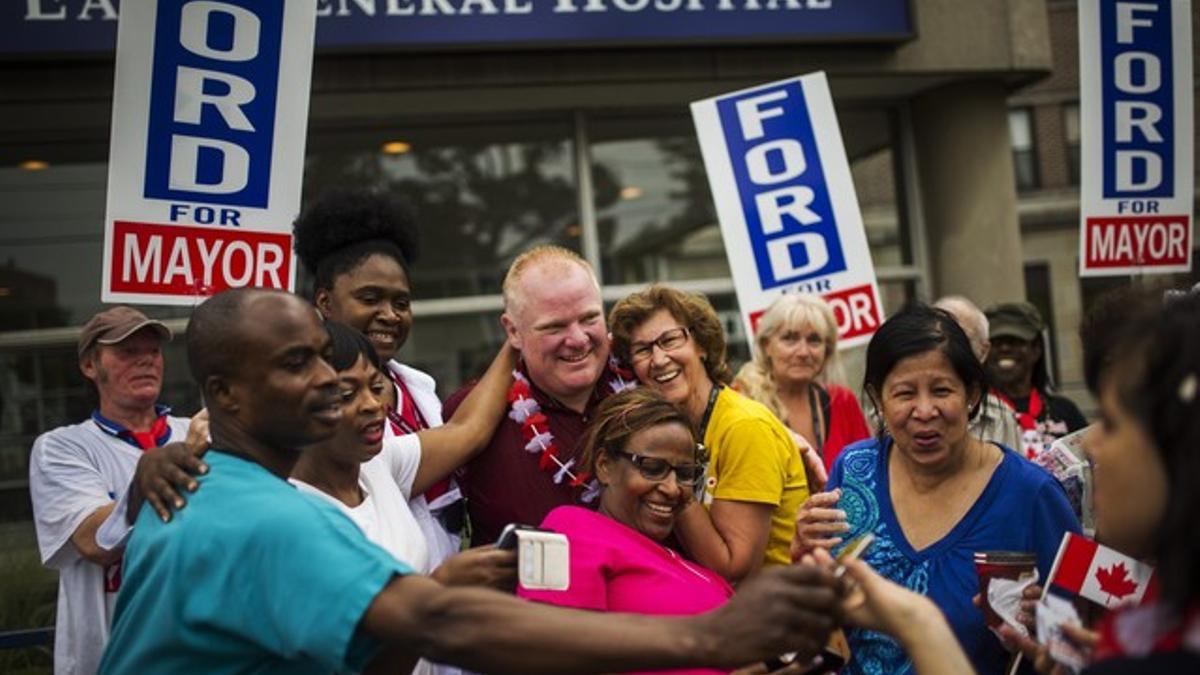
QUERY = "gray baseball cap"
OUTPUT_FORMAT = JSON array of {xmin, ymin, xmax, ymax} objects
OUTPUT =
[
  {"xmin": 78, "ymin": 306, "xmax": 172, "ymax": 357},
  {"xmin": 985, "ymin": 302, "xmax": 1045, "ymax": 342}
]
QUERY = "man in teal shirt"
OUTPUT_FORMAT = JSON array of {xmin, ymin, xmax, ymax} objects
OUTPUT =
[{"xmin": 102, "ymin": 288, "xmax": 841, "ymax": 674}]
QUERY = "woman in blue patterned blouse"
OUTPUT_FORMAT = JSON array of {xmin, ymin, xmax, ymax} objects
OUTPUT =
[{"xmin": 793, "ymin": 304, "xmax": 1080, "ymax": 675}]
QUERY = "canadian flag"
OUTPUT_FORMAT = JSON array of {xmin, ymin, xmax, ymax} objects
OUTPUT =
[{"xmin": 1047, "ymin": 533, "xmax": 1156, "ymax": 609}]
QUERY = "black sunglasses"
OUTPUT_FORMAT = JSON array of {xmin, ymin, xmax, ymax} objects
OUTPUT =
[{"xmin": 613, "ymin": 451, "xmax": 705, "ymax": 489}]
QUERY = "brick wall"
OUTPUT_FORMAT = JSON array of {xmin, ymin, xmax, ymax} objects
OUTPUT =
[{"xmin": 1032, "ymin": 103, "xmax": 1069, "ymax": 190}]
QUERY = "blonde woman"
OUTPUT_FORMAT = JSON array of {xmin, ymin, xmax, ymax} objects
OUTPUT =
[{"xmin": 734, "ymin": 294, "xmax": 869, "ymax": 479}]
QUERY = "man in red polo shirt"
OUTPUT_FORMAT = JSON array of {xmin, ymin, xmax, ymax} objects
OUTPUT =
[{"xmin": 446, "ymin": 246, "xmax": 633, "ymax": 546}]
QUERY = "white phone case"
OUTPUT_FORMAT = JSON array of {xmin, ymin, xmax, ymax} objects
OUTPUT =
[{"xmin": 516, "ymin": 529, "xmax": 570, "ymax": 591}]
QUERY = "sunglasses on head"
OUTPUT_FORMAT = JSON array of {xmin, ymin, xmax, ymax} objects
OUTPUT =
[{"xmin": 613, "ymin": 450, "xmax": 705, "ymax": 489}]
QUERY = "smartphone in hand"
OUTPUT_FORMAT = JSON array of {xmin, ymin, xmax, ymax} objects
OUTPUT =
[
  {"xmin": 496, "ymin": 523, "xmax": 538, "ymax": 550},
  {"xmin": 495, "ymin": 523, "xmax": 570, "ymax": 591},
  {"xmin": 834, "ymin": 533, "xmax": 875, "ymax": 578}
]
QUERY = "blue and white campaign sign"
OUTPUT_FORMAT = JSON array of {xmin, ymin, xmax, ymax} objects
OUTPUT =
[
  {"xmin": 102, "ymin": 0, "xmax": 317, "ymax": 304},
  {"xmin": 691, "ymin": 72, "xmax": 883, "ymax": 349},
  {"xmin": 1078, "ymin": 0, "xmax": 1193, "ymax": 276}
]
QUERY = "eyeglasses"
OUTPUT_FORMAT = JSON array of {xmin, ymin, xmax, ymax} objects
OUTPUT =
[
  {"xmin": 629, "ymin": 326, "xmax": 690, "ymax": 363},
  {"xmin": 614, "ymin": 451, "xmax": 705, "ymax": 489}
]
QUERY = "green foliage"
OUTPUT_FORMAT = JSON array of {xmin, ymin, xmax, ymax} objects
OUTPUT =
[{"xmin": 0, "ymin": 527, "xmax": 56, "ymax": 674}]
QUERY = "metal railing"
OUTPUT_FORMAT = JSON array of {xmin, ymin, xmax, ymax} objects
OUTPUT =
[{"xmin": 0, "ymin": 627, "xmax": 53, "ymax": 650}]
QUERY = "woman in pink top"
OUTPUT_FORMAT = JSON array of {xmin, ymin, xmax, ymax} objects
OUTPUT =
[{"xmin": 519, "ymin": 388, "xmax": 734, "ymax": 675}]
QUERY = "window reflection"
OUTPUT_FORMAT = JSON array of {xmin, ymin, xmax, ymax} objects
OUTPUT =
[
  {"xmin": 0, "ymin": 164, "xmax": 214, "ymax": 330},
  {"xmin": 400, "ymin": 310, "xmax": 509, "ymax": 400},
  {"xmin": 589, "ymin": 109, "xmax": 907, "ymax": 285},
  {"xmin": 590, "ymin": 115, "xmax": 727, "ymax": 285},
  {"xmin": 302, "ymin": 119, "xmax": 579, "ymax": 300},
  {"xmin": 1, "ymin": 163, "xmax": 109, "ymax": 330}
]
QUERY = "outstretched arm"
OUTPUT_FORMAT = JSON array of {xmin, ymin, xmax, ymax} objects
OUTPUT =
[
  {"xmin": 834, "ymin": 553, "xmax": 974, "ymax": 675},
  {"xmin": 407, "ymin": 344, "xmax": 516, "ymax": 496},
  {"xmin": 362, "ymin": 563, "xmax": 839, "ymax": 674},
  {"xmin": 429, "ymin": 545, "xmax": 516, "ymax": 590}
]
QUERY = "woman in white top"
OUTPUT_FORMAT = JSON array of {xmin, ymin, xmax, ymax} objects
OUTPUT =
[
  {"xmin": 293, "ymin": 188, "xmax": 467, "ymax": 564},
  {"xmin": 291, "ymin": 319, "xmax": 515, "ymax": 577},
  {"xmin": 290, "ymin": 321, "xmax": 517, "ymax": 675}
]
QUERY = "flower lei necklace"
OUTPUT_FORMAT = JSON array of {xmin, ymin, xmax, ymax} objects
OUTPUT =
[{"xmin": 507, "ymin": 357, "xmax": 637, "ymax": 504}]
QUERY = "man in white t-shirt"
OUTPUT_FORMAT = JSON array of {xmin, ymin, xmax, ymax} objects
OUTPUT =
[{"xmin": 29, "ymin": 306, "xmax": 191, "ymax": 675}]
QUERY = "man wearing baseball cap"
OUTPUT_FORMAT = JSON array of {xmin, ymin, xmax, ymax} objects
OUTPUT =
[
  {"xmin": 985, "ymin": 301, "xmax": 1087, "ymax": 459},
  {"xmin": 29, "ymin": 306, "xmax": 193, "ymax": 675}
]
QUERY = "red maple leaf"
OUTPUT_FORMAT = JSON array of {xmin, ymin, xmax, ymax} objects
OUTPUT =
[{"xmin": 1095, "ymin": 562, "xmax": 1138, "ymax": 602}]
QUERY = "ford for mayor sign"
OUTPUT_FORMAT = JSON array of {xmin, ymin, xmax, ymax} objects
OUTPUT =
[
  {"xmin": 691, "ymin": 72, "xmax": 884, "ymax": 349},
  {"xmin": 1078, "ymin": 0, "xmax": 1193, "ymax": 276},
  {"xmin": 102, "ymin": 0, "xmax": 316, "ymax": 304}
]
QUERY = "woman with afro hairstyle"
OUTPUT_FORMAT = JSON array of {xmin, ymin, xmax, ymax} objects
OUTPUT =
[{"xmin": 293, "ymin": 188, "xmax": 515, "ymax": 595}]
